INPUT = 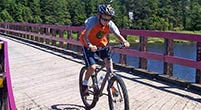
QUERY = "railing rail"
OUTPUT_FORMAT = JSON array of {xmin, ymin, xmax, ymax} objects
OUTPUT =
[
  {"xmin": 0, "ymin": 22, "xmax": 200, "ymax": 84},
  {"xmin": 0, "ymin": 39, "xmax": 16, "ymax": 110}
]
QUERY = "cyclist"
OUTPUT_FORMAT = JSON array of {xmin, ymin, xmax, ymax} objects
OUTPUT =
[{"xmin": 80, "ymin": 4, "xmax": 130, "ymax": 94}]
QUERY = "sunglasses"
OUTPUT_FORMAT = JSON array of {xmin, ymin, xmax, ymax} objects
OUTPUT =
[{"xmin": 100, "ymin": 16, "xmax": 111, "ymax": 22}]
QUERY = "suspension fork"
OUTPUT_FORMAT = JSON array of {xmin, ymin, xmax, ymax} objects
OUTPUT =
[
  {"xmin": 91, "ymin": 65, "xmax": 105, "ymax": 94},
  {"xmin": 97, "ymin": 58, "xmax": 114, "ymax": 97}
]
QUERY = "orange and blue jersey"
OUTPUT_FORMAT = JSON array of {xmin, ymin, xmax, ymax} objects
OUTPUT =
[{"xmin": 80, "ymin": 16, "xmax": 121, "ymax": 47}]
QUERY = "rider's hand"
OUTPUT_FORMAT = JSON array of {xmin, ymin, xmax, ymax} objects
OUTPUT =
[
  {"xmin": 123, "ymin": 40, "xmax": 130, "ymax": 48},
  {"xmin": 89, "ymin": 44, "xmax": 97, "ymax": 52}
]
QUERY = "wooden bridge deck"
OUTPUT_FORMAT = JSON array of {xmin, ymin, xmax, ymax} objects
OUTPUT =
[{"xmin": 1, "ymin": 35, "xmax": 201, "ymax": 110}]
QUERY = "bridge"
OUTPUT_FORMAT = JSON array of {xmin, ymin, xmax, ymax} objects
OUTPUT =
[{"xmin": 0, "ymin": 22, "xmax": 201, "ymax": 110}]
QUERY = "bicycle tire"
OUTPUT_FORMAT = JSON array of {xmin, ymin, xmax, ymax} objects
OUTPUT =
[
  {"xmin": 79, "ymin": 66, "xmax": 99, "ymax": 109},
  {"xmin": 107, "ymin": 75, "xmax": 129, "ymax": 110}
]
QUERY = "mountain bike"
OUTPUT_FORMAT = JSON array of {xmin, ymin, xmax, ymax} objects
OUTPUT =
[{"xmin": 79, "ymin": 45, "xmax": 129, "ymax": 110}]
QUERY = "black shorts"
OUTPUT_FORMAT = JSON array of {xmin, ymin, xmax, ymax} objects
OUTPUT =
[{"xmin": 82, "ymin": 47, "xmax": 110, "ymax": 67}]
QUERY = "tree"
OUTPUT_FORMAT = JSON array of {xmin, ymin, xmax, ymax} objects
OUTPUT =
[
  {"xmin": 190, "ymin": 0, "xmax": 201, "ymax": 30},
  {"xmin": 16, "ymin": 0, "xmax": 29, "ymax": 6},
  {"xmin": 40, "ymin": 0, "xmax": 71, "ymax": 25},
  {"xmin": 28, "ymin": 0, "xmax": 42, "ymax": 23},
  {"xmin": 67, "ymin": 0, "xmax": 86, "ymax": 26},
  {"xmin": 84, "ymin": 0, "xmax": 97, "ymax": 18},
  {"xmin": 9, "ymin": 3, "xmax": 33, "ymax": 22},
  {"xmin": 127, "ymin": 0, "xmax": 160, "ymax": 29},
  {"xmin": 158, "ymin": 0, "xmax": 175, "ymax": 30},
  {"xmin": 0, "ymin": 9, "xmax": 14, "ymax": 22}
]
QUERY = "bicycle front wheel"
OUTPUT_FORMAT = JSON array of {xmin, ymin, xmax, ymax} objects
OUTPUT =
[
  {"xmin": 107, "ymin": 75, "xmax": 129, "ymax": 110},
  {"xmin": 79, "ymin": 66, "xmax": 98, "ymax": 109}
]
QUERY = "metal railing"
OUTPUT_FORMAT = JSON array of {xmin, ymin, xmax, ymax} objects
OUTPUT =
[
  {"xmin": 0, "ymin": 22, "xmax": 200, "ymax": 85},
  {"xmin": 0, "ymin": 40, "xmax": 16, "ymax": 110}
]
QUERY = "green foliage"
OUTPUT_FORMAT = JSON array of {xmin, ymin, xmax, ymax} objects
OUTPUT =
[
  {"xmin": 40, "ymin": 0, "xmax": 72, "ymax": 25},
  {"xmin": 0, "ymin": 9, "xmax": 14, "ymax": 22},
  {"xmin": 149, "ymin": 16, "xmax": 169, "ymax": 30},
  {"xmin": 0, "ymin": 0, "xmax": 200, "ymax": 31},
  {"xmin": 190, "ymin": 1, "xmax": 201, "ymax": 30}
]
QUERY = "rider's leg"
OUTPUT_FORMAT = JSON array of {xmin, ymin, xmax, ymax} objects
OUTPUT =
[
  {"xmin": 82, "ymin": 47, "xmax": 96, "ymax": 93},
  {"xmin": 82, "ymin": 46, "xmax": 96, "ymax": 85},
  {"xmin": 82, "ymin": 65, "xmax": 96, "ymax": 94},
  {"xmin": 82, "ymin": 64, "xmax": 96, "ymax": 93},
  {"xmin": 83, "ymin": 64, "xmax": 96, "ymax": 82}
]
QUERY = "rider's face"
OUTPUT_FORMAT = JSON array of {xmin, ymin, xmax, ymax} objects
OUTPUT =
[{"xmin": 100, "ymin": 14, "xmax": 112, "ymax": 25}]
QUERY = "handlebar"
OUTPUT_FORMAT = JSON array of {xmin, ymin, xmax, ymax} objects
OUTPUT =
[{"xmin": 96, "ymin": 44, "xmax": 125, "ymax": 51}]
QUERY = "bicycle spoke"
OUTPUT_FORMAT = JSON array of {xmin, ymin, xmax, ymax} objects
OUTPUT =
[
  {"xmin": 116, "ymin": 81, "xmax": 123, "ymax": 100},
  {"xmin": 108, "ymin": 76, "xmax": 129, "ymax": 110}
]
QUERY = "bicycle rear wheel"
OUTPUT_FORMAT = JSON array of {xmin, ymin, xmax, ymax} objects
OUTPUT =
[
  {"xmin": 107, "ymin": 75, "xmax": 129, "ymax": 110},
  {"xmin": 79, "ymin": 66, "xmax": 99, "ymax": 109}
]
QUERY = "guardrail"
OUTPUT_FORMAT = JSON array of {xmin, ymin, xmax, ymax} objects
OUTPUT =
[
  {"xmin": 0, "ymin": 40, "xmax": 16, "ymax": 110},
  {"xmin": 0, "ymin": 22, "xmax": 200, "ymax": 85}
]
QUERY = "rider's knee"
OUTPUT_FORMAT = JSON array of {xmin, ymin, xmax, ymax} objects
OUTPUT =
[{"xmin": 88, "ymin": 64, "xmax": 96, "ymax": 71}]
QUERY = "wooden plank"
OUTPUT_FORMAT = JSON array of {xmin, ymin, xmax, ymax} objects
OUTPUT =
[
  {"xmin": 159, "ymin": 97, "xmax": 178, "ymax": 110},
  {"xmin": 170, "ymin": 98, "xmax": 187, "ymax": 110},
  {"xmin": 194, "ymin": 104, "xmax": 201, "ymax": 110},
  {"xmin": 144, "ymin": 92, "xmax": 173, "ymax": 110},
  {"xmin": 182, "ymin": 100, "xmax": 197, "ymax": 110}
]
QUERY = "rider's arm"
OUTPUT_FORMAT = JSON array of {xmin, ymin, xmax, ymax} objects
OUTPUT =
[
  {"xmin": 84, "ymin": 30, "xmax": 97, "ymax": 52},
  {"xmin": 109, "ymin": 21, "xmax": 130, "ymax": 47},
  {"xmin": 83, "ymin": 29, "xmax": 92, "ymax": 47},
  {"xmin": 83, "ymin": 16, "xmax": 98, "ymax": 47}
]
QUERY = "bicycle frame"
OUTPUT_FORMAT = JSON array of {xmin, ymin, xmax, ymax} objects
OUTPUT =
[
  {"xmin": 80, "ymin": 45, "xmax": 129, "ymax": 109},
  {"xmin": 90, "ymin": 45, "xmax": 124, "ymax": 97},
  {"xmin": 92, "ymin": 57, "xmax": 114, "ymax": 97}
]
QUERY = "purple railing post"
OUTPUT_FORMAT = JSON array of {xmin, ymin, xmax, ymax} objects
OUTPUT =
[
  {"xmin": 196, "ymin": 42, "xmax": 201, "ymax": 84},
  {"xmin": 119, "ymin": 34, "xmax": 127, "ymax": 65},
  {"xmin": 164, "ymin": 39, "xmax": 174, "ymax": 76},
  {"xmin": 5, "ymin": 23, "xmax": 8, "ymax": 35},
  {"xmin": 4, "ymin": 41, "xmax": 17, "ymax": 110},
  {"xmin": 139, "ymin": 36, "xmax": 147, "ymax": 69},
  {"xmin": 32, "ymin": 25, "xmax": 36, "ymax": 41},
  {"xmin": 22, "ymin": 24, "xmax": 26, "ymax": 38},
  {"xmin": 77, "ymin": 31, "xmax": 82, "ymax": 52},
  {"xmin": 52, "ymin": 29, "xmax": 56, "ymax": 46},
  {"xmin": 45, "ymin": 27, "xmax": 50, "ymax": 44},
  {"xmin": 25, "ymin": 25, "xmax": 29, "ymax": 39},
  {"xmin": 42, "ymin": 27, "xmax": 46, "ymax": 43},
  {"xmin": 67, "ymin": 30, "xmax": 73, "ymax": 49},
  {"xmin": 0, "ymin": 23, "xmax": 3, "ymax": 33},
  {"xmin": 30, "ymin": 26, "xmax": 34, "ymax": 40},
  {"xmin": 27, "ymin": 25, "xmax": 31, "ymax": 39},
  {"xmin": 13, "ymin": 23, "xmax": 17, "ymax": 36},
  {"xmin": 34, "ymin": 25, "xmax": 38, "ymax": 41},
  {"xmin": 59, "ymin": 30, "xmax": 64, "ymax": 48}
]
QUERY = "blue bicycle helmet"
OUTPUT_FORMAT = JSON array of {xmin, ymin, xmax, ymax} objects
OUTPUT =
[{"xmin": 98, "ymin": 4, "xmax": 115, "ymax": 16}]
